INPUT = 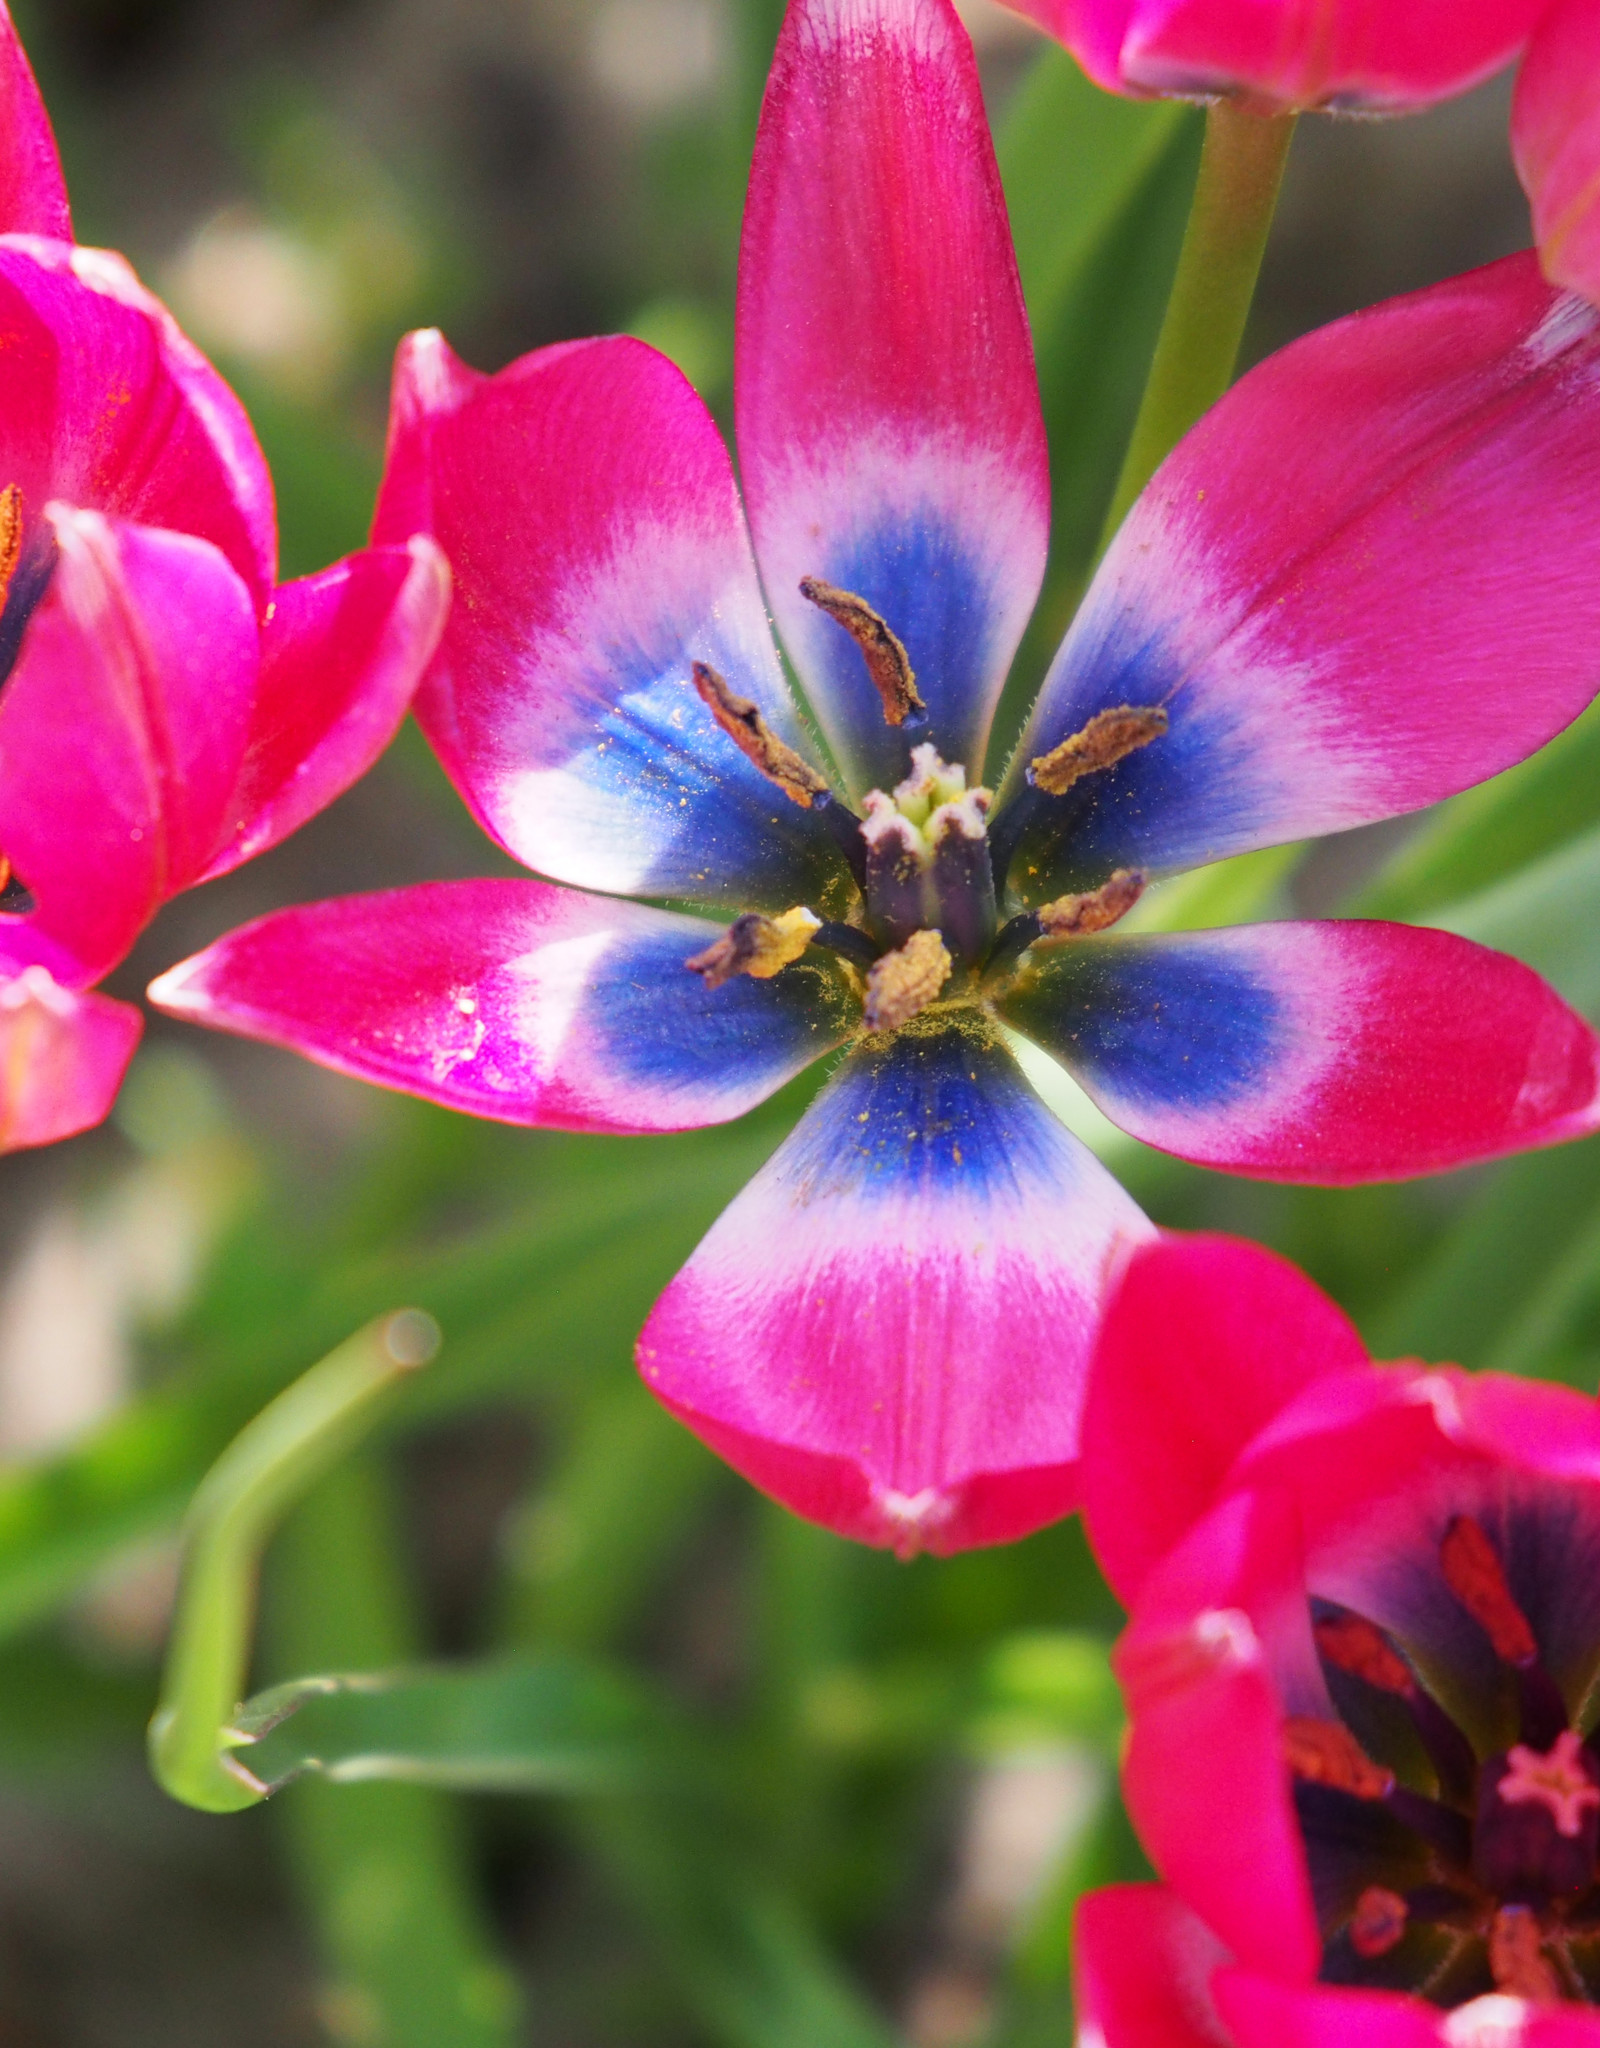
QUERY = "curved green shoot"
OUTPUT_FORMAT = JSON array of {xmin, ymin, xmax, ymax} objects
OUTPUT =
[{"xmin": 148, "ymin": 1309, "xmax": 441, "ymax": 1813}]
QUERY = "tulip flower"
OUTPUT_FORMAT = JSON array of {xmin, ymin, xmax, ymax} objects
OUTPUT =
[
  {"xmin": 152, "ymin": 0, "xmax": 1600, "ymax": 1556},
  {"xmin": 1076, "ymin": 1231, "xmax": 1600, "ymax": 2044},
  {"xmin": 0, "ymin": 2, "xmax": 451, "ymax": 1150}
]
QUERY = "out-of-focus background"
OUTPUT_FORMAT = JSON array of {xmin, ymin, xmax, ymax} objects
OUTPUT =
[{"xmin": 0, "ymin": 3, "xmax": 1562, "ymax": 2043}]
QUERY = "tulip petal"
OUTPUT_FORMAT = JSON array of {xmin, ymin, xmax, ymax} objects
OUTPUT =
[
  {"xmin": 204, "ymin": 539, "xmax": 451, "ymax": 880},
  {"xmin": 0, "ymin": 240, "xmax": 275, "ymax": 610},
  {"xmin": 372, "ymin": 329, "xmax": 841, "ymax": 914},
  {"xmin": 998, "ymin": 921, "xmax": 1600, "ymax": 1183},
  {"xmin": 1116, "ymin": 1485, "xmax": 1324, "ymax": 1980},
  {"xmin": 1074, "ymin": 1886, "xmax": 1232, "ymax": 2048},
  {"xmin": 0, "ymin": 4, "xmax": 69, "ymax": 239},
  {"xmin": 0, "ymin": 509, "xmax": 258, "ymax": 981},
  {"xmin": 735, "ymin": 0, "xmax": 1049, "ymax": 797},
  {"xmin": 999, "ymin": 0, "xmax": 1538, "ymax": 107},
  {"xmin": 1002, "ymin": 256, "xmax": 1600, "ymax": 901},
  {"xmin": 1513, "ymin": 0, "xmax": 1600, "ymax": 310},
  {"xmin": 1082, "ymin": 1233, "xmax": 1367, "ymax": 1606},
  {"xmin": 147, "ymin": 880, "xmax": 852, "ymax": 1134},
  {"xmin": 638, "ymin": 1020, "xmax": 1153, "ymax": 1554},
  {"xmin": 0, "ymin": 967, "xmax": 141, "ymax": 1153}
]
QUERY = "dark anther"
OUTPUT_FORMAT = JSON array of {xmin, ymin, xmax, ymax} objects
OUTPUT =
[
  {"xmin": 810, "ymin": 921, "xmax": 879, "ymax": 972},
  {"xmin": 685, "ymin": 907, "xmax": 819, "ymax": 989},
  {"xmin": 692, "ymin": 662, "xmax": 832, "ymax": 808},
  {"xmin": 0, "ymin": 496, "xmax": 55, "ymax": 702},
  {"xmin": 1036, "ymin": 869, "xmax": 1147, "ymax": 939},
  {"xmin": 1027, "ymin": 704, "xmax": 1168, "ymax": 797},
  {"xmin": 1440, "ymin": 1516, "xmax": 1569, "ymax": 1748},
  {"xmin": 863, "ymin": 929, "xmax": 951, "ymax": 1034},
  {"xmin": 799, "ymin": 577, "xmax": 925, "ymax": 728}
]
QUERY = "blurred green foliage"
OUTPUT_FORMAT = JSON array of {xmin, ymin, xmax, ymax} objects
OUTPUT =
[{"xmin": 0, "ymin": 7, "xmax": 1598, "ymax": 2047}]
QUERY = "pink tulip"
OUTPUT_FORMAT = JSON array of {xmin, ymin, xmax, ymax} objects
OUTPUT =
[
  {"xmin": 0, "ymin": 3, "xmax": 451, "ymax": 1149},
  {"xmin": 1076, "ymin": 1231, "xmax": 1600, "ymax": 2042},
  {"xmin": 153, "ymin": 0, "xmax": 1600, "ymax": 1554},
  {"xmin": 999, "ymin": 0, "xmax": 1543, "ymax": 112}
]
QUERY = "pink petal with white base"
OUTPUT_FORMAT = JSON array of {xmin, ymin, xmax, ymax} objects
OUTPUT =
[
  {"xmin": 0, "ymin": 510, "xmax": 257, "ymax": 978},
  {"xmin": 1000, "ymin": 921, "xmax": 1600, "ymax": 1184},
  {"xmin": 0, "ymin": 4, "xmax": 69, "ymax": 239},
  {"xmin": 639, "ymin": 1021, "xmax": 1153, "ymax": 1554},
  {"xmin": 148, "ymin": 881, "xmax": 852, "ymax": 1134},
  {"xmin": 1513, "ymin": 0, "xmax": 1600, "ymax": 311},
  {"xmin": 372, "ymin": 330, "xmax": 838, "ymax": 914},
  {"xmin": 204, "ymin": 538, "xmax": 451, "ymax": 880},
  {"xmin": 1082, "ymin": 1233, "xmax": 1368, "ymax": 1606},
  {"xmin": 0, "ymin": 968, "xmax": 141, "ymax": 1153},
  {"xmin": 735, "ymin": 0, "xmax": 1048, "ymax": 796},
  {"xmin": 0, "ymin": 240, "xmax": 275, "ymax": 609},
  {"xmin": 1007, "ymin": 256, "xmax": 1600, "ymax": 899}
]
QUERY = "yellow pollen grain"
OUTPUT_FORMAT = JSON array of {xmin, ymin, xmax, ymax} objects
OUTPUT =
[
  {"xmin": 863, "ymin": 929, "xmax": 951, "ymax": 1034},
  {"xmin": 1029, "ymin": 704, "xmax": 1168, "ymax": 797}
]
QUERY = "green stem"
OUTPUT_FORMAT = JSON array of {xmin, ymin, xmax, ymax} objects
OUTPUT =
[
  {"xmin": 1098, "ymin": 100, "xmax": 1295, "ymax": 551},
  {"xmin": 147, "ymin": 1308, "xmax": 440, "ymax": 1813}
]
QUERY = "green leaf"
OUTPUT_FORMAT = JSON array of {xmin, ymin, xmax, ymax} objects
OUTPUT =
[
  {"xmin": 242, "ymin": 1653, "xmax": 666, "ymax": 1797},
  {"xmin": 266, "ymin": 1461, "xmax": 522, "ymax": 2048},
  {"xmin": 1426, "ymin": 819, "xmax": 1600, "ymax": 1019}
]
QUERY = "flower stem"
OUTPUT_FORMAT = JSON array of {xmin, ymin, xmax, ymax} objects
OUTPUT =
[
  {"xmin": 147, "ymin": 1309, "xmax": 440, "ymax": 1813},
  {"xmin": 1098, "ymin": 100, "xmax": 1296, "ymax": 551}
]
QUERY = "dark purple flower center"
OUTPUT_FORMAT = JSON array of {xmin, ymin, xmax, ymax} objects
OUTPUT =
[
  {"xmin": 685, "ymin": 579, "xmax": 1166, "ymax": 1031},
  {"xmin": 1291, "ymin": 1514, "xmax": 1600, "ymax": 2007}
]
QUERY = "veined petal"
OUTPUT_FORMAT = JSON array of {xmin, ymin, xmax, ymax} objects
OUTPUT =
[
  {"xmin": 1513, "ymin": 0, "xmax": 1600, "ymax": 310},
  {"xmin": 998, "ymin": 0, "xmax": 1538, "ymax": 107},
  {"xmin": 0, "ymin": 968, "xmax": 141, "ymax": 1153},
  {"xmin": 998, "ymin": 921, "xmax": 1600, "ymax": 1184},
  {"xmin": 1074, "ymin": 1886, "xmax": 1233, "ymax": 2048},
  {"xmin": 1082, "ymin": 1233, "xmax": 1368, "ymax": 1607},
  {"xmin": 0, "ymin": 509, "xmax": 257, "ymax": 980},
  {"xmin": 204, "ymin": 539, "xmax": 451, "ymax": 881},
  {"xmin": 0, "ymin": 4, "xmax": 69, "ymax": 239},
  {"xmin": 0, "ymin": 239, "xmax": 275, "ymax": 610},
  {"xmin": 372, "ymin": 328, "xmax": 839, "ymax": 914},
  {"xmin": 147, "ymin": 881, "xmax": 851, "ymax": 1133},
  {"xmin": 735, "ymin": 0, "xmax": 1049, "ymax": 797},
  {"xmin": 1003, "ymin": 256, "xmax": 1600, "ymax": 899},
  {"xmin": 638, "ymin": 1019, "xmax": 1153, "ymax": 1555}
]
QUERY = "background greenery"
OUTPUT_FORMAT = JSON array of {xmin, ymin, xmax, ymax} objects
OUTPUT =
[{"xmin": 0, "ymin": 3, "xmax": 1578, "ymax": 2043}]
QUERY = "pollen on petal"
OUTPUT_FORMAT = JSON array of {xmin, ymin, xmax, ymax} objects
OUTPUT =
[
  {"xmin": 1027, "ymin": 705, "xmax": 1168, "ymax": 797},
  {"xmin": 686, "ymin": 905, "xmax": 821, "ymax": 989},
  {"xmin": 863, "ymin": 928, "xmax": 951, "ymax": 1033}
]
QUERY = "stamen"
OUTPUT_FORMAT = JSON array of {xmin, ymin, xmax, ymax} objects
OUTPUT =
[
  {"xmin": 1497, "ymin": 1730, "xmax": 1600, "ymax": 1839},
  {"xmin": 1284, "ymin": 1716, "xmax": 1394, "ymax": 1801},
  {"xmin": 1349, "ymin": 1886, "xmax": 1409, "ymax": 1959},
  {"xmin": 1487, "ymin": 1905, "xmax": 1562, "ymax": 2003},
  {"xmin": 1035, "ymin": 869, "xmax": 1148, "ymax": 940},
  {"xmin": 1314, "ymin": 1607, "xmax": 1479, "ymax": 1803},
  {"xmin": 863, "ymin": 929, "xmax": 951, "ymax": 1034},
  {"xmin": 692, "ymin": 662, "xmax": 831, "ymax": 808},
  {"xmin": 686, "ymin": 906, "xmax": 821, "ymax": 990},
  {"xmin": 799, "ymin": 577, "xmax": 925, "ymax": 727},
  {"xmin": 810, "ymin": 920, "xmax": 879, "ymax": 972},
  {"xmin": 0, "ymin": 857, "xmax": 31, "ymax": 916},
  {"xmin": 1315, "ymin": 1613, "xmax": 1416, "ymax": 1697},
  {"xmin": 1027, "ymin": 704, "xmax": 1168, "ymax": 796},
  {"xmin": 0, "ymin": 485, "xmax": 22, "ymax": 608},
  {"xmin": 1440, "ymin": 1517, "xmax": 1539, "ymax": 1666}
]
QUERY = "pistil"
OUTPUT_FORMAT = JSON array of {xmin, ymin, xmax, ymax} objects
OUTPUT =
[{"xmin": 861, "ymin": 745, "xmax": 995, "ymax": 961}]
